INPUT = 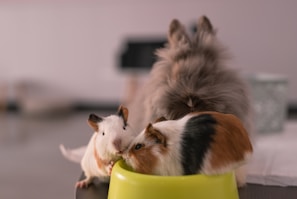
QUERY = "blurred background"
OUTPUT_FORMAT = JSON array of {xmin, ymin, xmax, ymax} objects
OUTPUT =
[{"xmin": 0, "ymin": 0, "xmax": 296, "ymax": 198}]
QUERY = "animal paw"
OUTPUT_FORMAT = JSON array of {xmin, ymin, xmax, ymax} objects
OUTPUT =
[
  {"xmin": 108, "ymin": 161, "xmax": 115, "ymax": 175},
  {"xmin": 75, "ymin": 179, "xmax": 90, "ymax": 189}
]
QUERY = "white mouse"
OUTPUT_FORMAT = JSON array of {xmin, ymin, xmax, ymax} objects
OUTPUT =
[
  {"xmin": 76, "ymin": 105, "xmax": 135, "ymax": 188},
  {"xmin": 123, "ymin": 111, "xmax": 253, "ymax": 179}
]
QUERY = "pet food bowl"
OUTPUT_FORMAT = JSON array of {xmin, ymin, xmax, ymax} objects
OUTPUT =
[{"xmin": 108, "ymin": 160, "xmax": 239, "ymax": 199}]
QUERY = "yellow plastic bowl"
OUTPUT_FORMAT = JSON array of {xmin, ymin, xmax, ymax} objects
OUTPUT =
[{"xmin": 108, "ymin": 160, "xmax": 239, "ymax": 199}]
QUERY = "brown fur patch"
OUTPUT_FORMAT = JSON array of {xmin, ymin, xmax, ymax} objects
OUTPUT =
[
  {"xmin": 88, "ymin": 114, "xmax": 102, "ymax": 132},
  {"xmin": 129, "ymin": 144, "xmax": 158, "ymax": 174},
  {"xmin": 145, "ymin": 124, "xmax": 167, "ymax": 148},
  {"xmin": 117, "ymin": 105, "xmax": 129, "ymax": 125},
  {"xmin": 88, "ymin": 121, "xmax": 98, "ymax": 132},
  {"xmin": 128, "ymin": 125, "xmax": 169, "ymax": 174},
  {"xmin": 208, "ymin": 112, "xmax": 253, "ymax": 170}
]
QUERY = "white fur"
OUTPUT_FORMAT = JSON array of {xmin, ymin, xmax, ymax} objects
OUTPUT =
[
  {"xmin": 81, "ymin": 133, "xmax": 110, "ymax": 181},
  {"xmin": 94, "ymin": 115, "xmax": 135, "ymax": 160},
  {"xmin": 150, "ymin": 120, "xmax": 185, "ymax": 176},
  {"xmin": 235, "ymin": 165, "xmax": 248, "ymax": 187},
  {"xmin": 81, "ymin": 114, "xmax": 135, "ymax": 180}
]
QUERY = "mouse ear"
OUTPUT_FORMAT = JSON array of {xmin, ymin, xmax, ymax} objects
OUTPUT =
[
  {"xmin": 88, "ymin": 113, "xmax": 103, "ymax": 132},
  {"xmin": 117, "ymin": 105, "xmax": 129, "ymax": 126},
  {"xmin": 197, "ymin": 15, "xmax": 213, "ymax": 33},
  {"xmin": 168, "ymin": 19, "xmax": 190, "ymax": 49},
  {"xmin": 154, "ymin": 116, "xmax": 167, "ymax": 123},
  {"xmin": 193, "ymin": 16, "xmax": 216, "ymax": 45},
  {"xmin": 146, "ymin": 123, "xmax": 167, "ymax": 147}
]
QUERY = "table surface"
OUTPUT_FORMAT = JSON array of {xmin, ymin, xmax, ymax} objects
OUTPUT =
[{"xmin": 75, "ymin": 174, "xmax": 297, "ymax": 199}]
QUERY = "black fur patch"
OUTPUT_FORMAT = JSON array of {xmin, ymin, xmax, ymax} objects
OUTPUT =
[{"xmin": 181, "ymin": 114, "xmax": 216, "ymax": 175}]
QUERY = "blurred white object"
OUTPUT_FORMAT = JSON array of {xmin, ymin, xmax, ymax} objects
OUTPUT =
[
  {"xmin": 247, "ymin": 73, "xmax": 288, "ymax": 133},
  {"xmin": 247, "ymin": 121, "xmax": 297, "ymax": 186},
  {"xmin": 15, "ymin": 81, "xmax": 74, "ymax": 116}
]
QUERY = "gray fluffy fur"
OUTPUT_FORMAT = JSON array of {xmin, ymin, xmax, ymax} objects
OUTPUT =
[{"xmin": 127, "ymin": 16, "xmax": 251, "ymax": 134}]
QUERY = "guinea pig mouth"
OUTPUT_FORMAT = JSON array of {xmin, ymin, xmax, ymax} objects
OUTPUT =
[
  {"xmin": 108, "ymin": 156, "xmax": 121, "ymax": 165},
  {"xmin": 116, "ymin": 145, "xmax": 131, "ymax": 155},
  {"xmin": 121, "ymin": 156, "xmax": 131, "ymax": 166},
  {"xmin": 113, "ymin": 152, "xmax": 122, "ymax": 158},
  {"xmin": 116, "ymin": 151, "xmax": 123, "ymax": 155},
  {"xmin": 121, "ymin": 152, "xmax": 129, "ymax": 161}
]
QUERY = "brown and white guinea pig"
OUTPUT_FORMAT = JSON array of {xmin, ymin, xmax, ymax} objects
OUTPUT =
[
  {"xmin": 123, "ymin": 111, "xmax": 253, "ymax": 180},
  {"xmin": 76, "ymin": 106, "xmax": 135, "ymax": 188}
]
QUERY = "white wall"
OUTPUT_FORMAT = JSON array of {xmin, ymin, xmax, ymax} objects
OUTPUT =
[{"xmin": 0, "ymin": 0, "xmax": 296, "ymax": 103}]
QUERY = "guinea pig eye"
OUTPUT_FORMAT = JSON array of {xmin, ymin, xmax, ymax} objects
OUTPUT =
[
  {"xmin": 123, "ymin": 126, "xmax": 126, "ymax": 130},
  {"xmin": 102, "ymin": 132, "xmax": 105, "ymax": 136},
  {"xmin": 134, "ymin": 143, "xmax": 143, "ymax": 150}
]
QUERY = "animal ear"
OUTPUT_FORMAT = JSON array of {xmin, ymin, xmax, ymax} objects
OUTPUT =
[
  {"xmin": 154, "ymin": 116, "xmax": 167, "ymax": 123},
  {"xmin": 88, "ymin": 113, "xmax": 103, "ymax": 132},
  {"xmin": 197, "ymin": 15, "xmax": 214, "ymax": 33},
  {"xmin": 145, "ymin": 123, "xmax": 167, "ymax": 147},
  {"xmin": 193, "ymin": 16, "xmax": 216, "ymax": 49},
  {"xmin": 117, "ymin": 105, "xmax": 129, "ymax": 125},
  {"xmin": 168, "ymin": 19, "xmax": 190, "ymax": 48}
]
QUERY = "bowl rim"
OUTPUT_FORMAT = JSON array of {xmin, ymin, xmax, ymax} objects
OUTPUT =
[{"xmin": 113, "ymin": 159, "xmax": 234, "ymax": 182}]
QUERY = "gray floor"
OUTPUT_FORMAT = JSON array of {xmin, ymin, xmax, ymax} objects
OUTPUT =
[{"xmin": 0, "ymin": 110, "xmax": 112, "ymax": 199}]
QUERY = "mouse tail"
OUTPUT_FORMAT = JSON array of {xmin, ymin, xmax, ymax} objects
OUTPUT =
[{"xmin": 59, "ymin": 144, "xmax": 86, "ymax": 163}]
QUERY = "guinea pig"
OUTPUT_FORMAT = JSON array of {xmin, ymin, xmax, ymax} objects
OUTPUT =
[
  {"xmin": 76, "ymin": 105, "xmax": 135, "ymax": 188},
  {"xmin": 123, "ymin": 111, "xmax": 253, "ymax": 178}
]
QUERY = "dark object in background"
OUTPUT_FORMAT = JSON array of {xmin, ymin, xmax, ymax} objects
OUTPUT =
[{"xmin": 118, "ymin": 39, "xmax": 166, "ymax": 71}]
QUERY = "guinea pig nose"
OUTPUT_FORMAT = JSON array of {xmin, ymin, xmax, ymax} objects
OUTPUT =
[
  {"xmin": 113, "ymin": 139, "xmax": 122, "ymax": 151},
  {"xmin": 121, "ymin": 152, "xmax": 129, "ymax": 159}
]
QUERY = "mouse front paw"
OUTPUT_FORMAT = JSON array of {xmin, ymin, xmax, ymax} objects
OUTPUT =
[
  {"xmin": 107, "ymin": 161, "xmax": 115, "ymax": 175},
  {"xmin": 75, "ymin": 177, "xmax": 93, "ymax": 189},
  {"xmin": 76, "ymin": 180, "xmax": 88, "ymax": 189}
]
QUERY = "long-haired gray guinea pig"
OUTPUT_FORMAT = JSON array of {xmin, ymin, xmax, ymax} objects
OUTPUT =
[
  {"xmin": 123, "ymin": 111, "xmax": 252, "ymax": 178},
  {"xmin": 128, "ymin": 15, "xmax": 251, "ymax": 136},
  {"xmin": 126, "ymin": 15, "xmax": 252, "ymax": 186}
]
